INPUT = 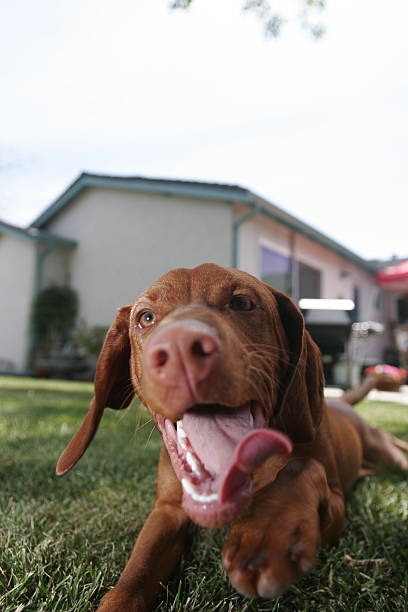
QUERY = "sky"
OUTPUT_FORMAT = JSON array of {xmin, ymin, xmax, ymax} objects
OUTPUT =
[{"xmin": 1, "ymin": 0, "xmax": 407, "ymax": 261}]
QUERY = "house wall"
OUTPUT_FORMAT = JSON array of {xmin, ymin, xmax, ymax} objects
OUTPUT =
[
  {"xmin": 294, "ymin": 234, "xmax": 388, "ymax": 374},
  {"xmin": 0, "ymin": 235, "xmax": 35, "ymax": 372},
  {"xmin": 235, "ymin": 207, "xmax": 388, "ymax": 375},
  {"xmin": 44, "ymin": 187, "xmax": 232, "ymax": 326},
  {"xmin": 237, "ymin": 208, "xmax": 292, "ymax": 277},
  {"xmin": 41, "ymin": 247, "xmax": 71, "ymax": 288},
  {"xmin": 237, "ymin": 210, "xmax": 380, "ymax": 315}
]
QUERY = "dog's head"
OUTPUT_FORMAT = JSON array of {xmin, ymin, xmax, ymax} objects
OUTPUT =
[{"xmin": 57, "ymin": 264, "xmax": 323, "ymax": 526}]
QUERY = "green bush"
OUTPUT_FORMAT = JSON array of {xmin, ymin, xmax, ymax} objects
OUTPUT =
[
  {"xmin": 31, "ymin": 286, "xmax": 78, "ymax": 353},
  {"xmin": 75, "ymin": 322, "xmax": 109, "ymax": 358}
]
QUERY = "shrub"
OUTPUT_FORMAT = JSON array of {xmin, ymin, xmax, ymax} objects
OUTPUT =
[
  {"xmin": 75, "ymin": 322, "xmax": 109, "ymax": 358},
  {"xmin": 31, "ymin": 286, "xmax": 78, "ymax": 353}
]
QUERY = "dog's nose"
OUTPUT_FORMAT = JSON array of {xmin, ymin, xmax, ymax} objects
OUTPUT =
[{"xmin": 144, "ymin": 320, "xmax": 220, "ymax": 395}]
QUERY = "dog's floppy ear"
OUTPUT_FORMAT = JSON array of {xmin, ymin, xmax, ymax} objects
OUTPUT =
[
  {"xmin": 270, "ymin": 288, "xmax": 324, "ymax": 443},
  {"xmin": 56, "ymin": 305, "xmax": 134, "ymax": 475}
]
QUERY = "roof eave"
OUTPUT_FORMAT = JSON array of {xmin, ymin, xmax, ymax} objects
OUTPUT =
[
  {"xmin": 0, "ymin": 222, "xmax": 34, "ymax": 243},
  {"xmin": 29, "ymin": 172, "xmax": 375, "ymax": 274},
  {"xmin": 0, "ymin": 221, "xmax": 77, "ymax": 248},
  {"xmin": 30, "ymin": 173, "xmax": 253, "ymax": 229},
  {"xmin": 249, "ymin": 196, "xmax": 376, "ymax": 275},
  {"xmin": 35, "ymin": 232, "xmax": 77, "ymax": 248}
]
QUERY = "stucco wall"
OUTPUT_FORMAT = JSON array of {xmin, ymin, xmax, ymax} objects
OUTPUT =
[
  {"xmin": 293, "ymin": 233, "xmax": 387, "ymax": 366},
  {"xmin": 236, "ymin": 207, "xmax": 387, "ymax": 367},
  {"xmin": 293, "ymin": 233, "xmax": 379, "ymax": 314},
  {"xmin": 236, "ymin": 206, "xmax": 292, "ymax": 277},
  {"xmin": 44, "ymin": 187, "xmax": 232, "ymax": 326},
  {"xmin": 237, "ymin": 210, "xmax": 378, "ymax": 313},
  {"xmin": 0, "ymin": 235, "xmax": 35, "ymax": 372},
  {"xmin": 41, "ymin": 247, "xmax": 71, "ymax": 288}
]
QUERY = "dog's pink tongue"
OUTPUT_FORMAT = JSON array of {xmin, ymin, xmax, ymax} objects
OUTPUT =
[{"xmin": 221, "ymin": 429, "xmax": 292, "ymax": 503}]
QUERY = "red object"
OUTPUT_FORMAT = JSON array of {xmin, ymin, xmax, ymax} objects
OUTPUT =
[
  {"xmin": 377, "ymin": 259, "xmax": 408, "ymax": 291},
  {"xmin": 364, "ymin": 364, "xmax": 407, "ymax": 391},
  {"xmin": 365, "ymin": 364, "xmax": 407, "ymax": 378}
]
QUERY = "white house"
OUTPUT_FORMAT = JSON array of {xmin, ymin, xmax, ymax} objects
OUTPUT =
[{"xmin": 0, "ymin": 172, "xmax": 402, "ymax": 384}]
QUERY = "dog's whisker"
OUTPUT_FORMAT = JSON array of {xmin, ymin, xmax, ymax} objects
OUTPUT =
[
  {"xmin": 144, "ymin": 423, "xmax": 157, "ymax": 448},
  {"xmin": 134, "ymin": 416, "xmax": 154, "ymax": 435}
]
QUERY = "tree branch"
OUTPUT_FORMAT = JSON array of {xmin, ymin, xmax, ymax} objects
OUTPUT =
[{"xmin": 170, "ymin": 0, "xmax": 327, "ymax": 39}]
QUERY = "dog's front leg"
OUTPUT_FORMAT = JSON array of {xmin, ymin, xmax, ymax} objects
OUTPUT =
[
  {"xmin": 222, "ymin": 457, "xmax": 345, "ymax": 598},
  {"xmin": 97, "ymin": 446, "xmax": 190, "ymax": 612}
]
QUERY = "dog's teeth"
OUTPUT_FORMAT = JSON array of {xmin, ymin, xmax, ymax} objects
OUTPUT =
[
  {"xmin": 176, "ymin": 421, "xmax": 204, "ymax": 476},
  {"xmin": 181, "ymin": 478, "xmax": 218, "ymax": 504},
  {"xmin": 176, "ymin": 420, "xmax": 186, "ymax": 436},
  {"xmin": 249, "ymin": 412, "xmax": 254, "ymax": 427},
  {"xmin": 185, "ymin": 451, "xmax": 202, "ymax": 477},
  {"xmin": 176, "ymin": 420, "xmax": 188, "ymax": 449}
]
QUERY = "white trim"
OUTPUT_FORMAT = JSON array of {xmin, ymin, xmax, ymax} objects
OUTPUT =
[
  {"xmin": 299, "ymin": 298, "xmax": 355, "ymax": 311},
  {"xmin": 258, "ymin": 237, "xmax": 291, "ymax": 258}
]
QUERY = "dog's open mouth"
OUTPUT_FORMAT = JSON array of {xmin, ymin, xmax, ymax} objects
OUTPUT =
[{"xmin": 155, "ymin": 402, "xmax": 292, "ymax": 527}]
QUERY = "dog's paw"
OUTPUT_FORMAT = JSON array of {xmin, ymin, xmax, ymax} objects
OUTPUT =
[
  {"xmin": 222, "ymin": 511, "xmax": 321, "ymax": 598},
  {"xmin": 96, "ymin": 587, "xmax": 147, "ymax": 612}
]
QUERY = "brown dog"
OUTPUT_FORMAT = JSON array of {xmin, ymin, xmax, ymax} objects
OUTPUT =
[{"xmin": 56, "ymin": 263, "xmax": 408, "ymax": 611}]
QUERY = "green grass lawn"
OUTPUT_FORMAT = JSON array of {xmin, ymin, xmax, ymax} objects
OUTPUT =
[{"xmin": 0, "ymin": 376, "xmax": 407, "ymax": 612}]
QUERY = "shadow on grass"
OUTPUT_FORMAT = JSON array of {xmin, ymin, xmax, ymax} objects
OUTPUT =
[{"xmin": 1, "ymin": 429, "xmax": 162, "ymax": 502}]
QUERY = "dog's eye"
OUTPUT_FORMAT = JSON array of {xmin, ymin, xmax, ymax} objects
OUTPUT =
[
  {"xmin": 229, "ymin": 295, "xmax": 255, "ymax": 311},
  {"xmin": 138, "ymin": 311, "xmax": 156, "ymax": 328}
]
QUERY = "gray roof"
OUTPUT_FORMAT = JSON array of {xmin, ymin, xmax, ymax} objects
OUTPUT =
[
  {"xmin": 0, "ymin": 219, "xmax": 77, "ymax": 247},
  {"xmin": 29, "ymin": 172, "xmax": 375, "ymax": 273}
]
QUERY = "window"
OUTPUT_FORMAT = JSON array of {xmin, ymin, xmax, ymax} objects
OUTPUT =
[
  {"xmin": 260, "ymin": 246, "xmax": 291, "ymax": 294},
  {"xmin": 298, "ymin": 262, "xmax": 321, "ymax": 299},
  {"xmin": 397, "ymin": 294, "xmax": 408, "ymax": 324},
  {"xmin": 260, "ymin": 246, "xmax": 322, "ymax": 300}
]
